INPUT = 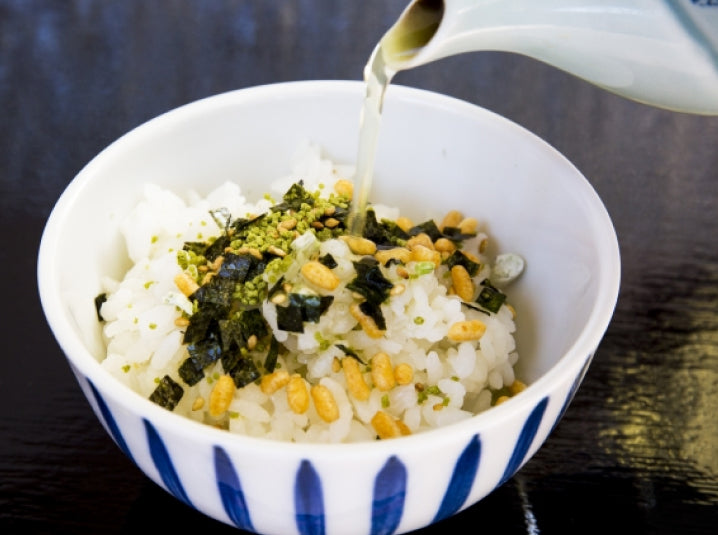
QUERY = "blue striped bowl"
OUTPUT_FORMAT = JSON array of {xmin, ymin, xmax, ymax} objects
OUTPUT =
[{"xmin": 38, "ymin": 81, "xmax": 620, "ymax": 535}]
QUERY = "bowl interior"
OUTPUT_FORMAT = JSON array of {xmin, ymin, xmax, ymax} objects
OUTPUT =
[{"xmin": 39, "ymin": 80, "xmax": 619, "ymax": 406}]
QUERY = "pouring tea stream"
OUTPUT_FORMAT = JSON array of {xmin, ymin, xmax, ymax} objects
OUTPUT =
[{"xmin": 348, "ymin": 0, "xmax": 718, "ymax": 234}]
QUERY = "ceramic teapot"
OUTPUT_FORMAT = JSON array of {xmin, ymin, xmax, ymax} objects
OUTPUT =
[{"xmin": 378, "ymin": 0, "xmax": 718, "ymax": 115}]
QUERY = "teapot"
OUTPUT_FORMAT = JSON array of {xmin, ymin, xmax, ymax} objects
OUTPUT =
[{"xmin": 377, "ymin": 0, "xmax": 718, "ymax": 115}]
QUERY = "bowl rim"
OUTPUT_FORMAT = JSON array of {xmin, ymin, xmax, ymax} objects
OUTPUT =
[{"xmin": 37, "ymin": 79, "xmax": 621, "ymax": 456}]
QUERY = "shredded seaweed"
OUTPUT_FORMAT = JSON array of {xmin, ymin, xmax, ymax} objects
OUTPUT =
[
  {"xmin": 264, "ymin": 335, "xmax": 280, "ymax": 372},
  {"xmin": 359, "ymin": 299, "xmax": 386, "ymax": 331},
  {"xmin": 188, "ymin": 233, "xmax": 231, "ymax": 262},
  {"xmin": 276, "ymin": 293, "xmax": 334, "ymax": 332},
  {"xmin": 335, "ymin": 344, "xmax": 365, "ymax": 364},
  {"xmin": 461, "ymin": 302, "xmax": 489, "ymax": 315},
  {"xmin": 193, "ymin": 277, "xmax": 237, "ymax": 308},
  {"xmin": 326, "ymin": 204, "xmax": 349, "ymax": 226},
  {"xmin": 346, "ymin": 257, "xmax": 393, "ymax": 304},
  {"xmin": 440, "ymin": 226, "xmax": 476, "ymax": 242},
  {"xmin": 219, "ymin": 309, "xmax": 268, "ymax": 351},
  {"xmin": 267, "ymin": 276, "xmax": 285, "ymax": 300},
  {"xmin": 222, "ymin": 350, "xmax": 261, "ymax": 388},
  {"xmin": 179, "ymin": 303, "xmax": 272, "ymax": 386},
  {"xmin": 182, "ymin": 302, "xmax": 220, "ymax": 344},
  {"xmin": 475, "ymin": 280, "xmax": 507, "ymax": 313},
  {"xmin": 408, "ymin": 219, "xmax": 442, "ymax": 241},
  {"xmin": 319, "ymin": 253, "xmax": 338, "ymax": 269},
  {"xmin": 149, "ymin": 375, "xmax": 184, "ymax": 410},
  {"xmin": 217, "ymin": 253, "xmax": 254, "ymax": 281},
  {"xmin": 276, "ymin": 301, "xmax": 304, "ymax": 332},
  {"xmin": 94, "ymin": 293, "xmax": 107, "ymax": 322},
  {"xmin": 361, "ymin": 209, "xmax": 409, "ymax": 247},
  {"xmin": 408, "ymin": 219, "xmax": 476, "ymax": 244},
  {"xmin": 445, "ymin": 250, "xmax": 481, "ymax": 277},
  {"xmin": 271, "ymin": 180, "xmax": 315, "ymax": 212},
  {"xmin": 240, "ymin": 308, "xmax": 269, "ymax": 342},
  {"xmin": 229, "ymin": 213, "xmax": 266, "ymax": 235},
  {"xmin": 179, "ymin": 331, "xmax": 223, "ymax": 385},
  {"xmin": 297, "ymin": 294, "xmax": 334, "ymax": 322}
]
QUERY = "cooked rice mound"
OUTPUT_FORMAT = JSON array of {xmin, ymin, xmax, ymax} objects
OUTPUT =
[{"xmin": 98, "ymin": 143, "xmax": 525, "ymax": 443}]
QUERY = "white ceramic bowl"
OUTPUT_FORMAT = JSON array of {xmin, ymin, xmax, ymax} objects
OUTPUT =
[{"xmin": 38, "ymin": 80, "xmax": 620, "ymax": 535}]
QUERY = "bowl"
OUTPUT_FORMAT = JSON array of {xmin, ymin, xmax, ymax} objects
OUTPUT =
[{"xmin": 38, "ymin": 80, "xmax": 620, "ymax": 535}]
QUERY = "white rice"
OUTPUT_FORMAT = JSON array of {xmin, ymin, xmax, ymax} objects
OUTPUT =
[{"xmin": 98, "ymin": 143, "xmax": 524, "ymax": 443}]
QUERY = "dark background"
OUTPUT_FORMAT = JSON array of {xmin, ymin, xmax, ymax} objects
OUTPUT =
[{"xmin": 2, "ymin": 1, "xmax": 717, "ymax": 534}]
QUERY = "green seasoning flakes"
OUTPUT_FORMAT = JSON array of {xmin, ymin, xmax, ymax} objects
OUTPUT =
[{"xmin": 169, "ymin": 181, "xmax": 350, "ymax": 391}]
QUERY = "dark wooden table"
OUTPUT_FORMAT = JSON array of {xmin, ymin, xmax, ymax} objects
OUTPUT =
[{"xmin": 2, "ymin": 1, "xmax": 717, "ymax": 534}]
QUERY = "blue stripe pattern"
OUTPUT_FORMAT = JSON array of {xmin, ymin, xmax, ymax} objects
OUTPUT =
[
  {"xmin": 214, "ymin": 446, "xmax": 254, "ymax": 531},
  {"xmin": 295, "ymin": 460, "xmax": 325, "ymax": 535},
  {"xmin": 371, "ymin": 455, "xmax": 407, "ymax": 535},
  {"xmin": 85, "ymin": 377, "xmax": 567, "ymax": 533},
  {"xmin": 554, "ymin": 353, "xmax": 594, "ymax": 431},
  {"xmin": 433, "ymin": 434, "xmax": 481, "ymax": 523},
  {"xmin": 87, "ymin": 379, "xmax": 135, "ymax": 465},
  {"xmin": 499, "ymin": 397, "xmax": 548, "ymax": 486},
  {"xmin": 144, "ymin": 419, "xmax": 193, "ymax": 508}
]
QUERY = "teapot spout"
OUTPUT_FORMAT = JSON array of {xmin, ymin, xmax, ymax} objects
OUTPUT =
[
  {"xmin": 380, "ymin": 0, "xmax": 718, "ymax": 115},
  {"xmin": 380, "ymin": 0, "xmax": 505, "ymax": 70}
]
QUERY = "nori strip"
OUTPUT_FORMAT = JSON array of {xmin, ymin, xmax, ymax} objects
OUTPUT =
[
  {"xmin": 277, "ymin": 294, "xmax": 334, "ymax": 332},
  {"xmin": 222, "ymin": 350, "xmax": 261, "ymax": 388},
  {"xmin": 246, "ymin": 258, "xmax": 268, "ymax": 281},
  {"xmin": 191, "ymin": 276, "xmax": 236, "ymax": 307},
  {"xmin": 182, "ymin": 304, "xmax": 223, "ymax": 344},
  {"xmin": 229, "ymin": 358, "xmax": 261, "ymax": 388},
  {"xmin": 475, "ymin": 281, "xmax": 506, "ymax": 313},
  {"xmin": 219, "ymin": 309, "xmax": 269, "ymax": 354},
  {"xmin": 218, "ymin": 318, "xmax": 240, "ymax": 352},
  {"xmin": 461, "ymin": 302, "xmax": 489, "ymax": 316},
  {"xmin": 217, "ymin": 253, "xmax": 253, "ymax": 281},
  {"xmin": 290, "ymin": 293, "xmax": 334, "ymax": 323},
  {"xmin": 445, "ymin": 250, "xmax": 481, "ymax": 277},
  {"xmin": 229, "ymin": 213, "xmax": 266, "ymax": 235},
  {"xmin": 276, "ymin": 302, "xmax": 304, "ymax": 332},
  {"xmin": 271, "ymin": 180, "xmax": 315, "ymax": 213},
  {"xmin": 94, "ymin": 293, "xmax": 107, "ymax": 322},
  {"xmin": 149, "ymin": 375, "xmax": 184, "ymax": 410},
  {"xmin": 319, "ymin": 253, "xmax": 337, "ymax": 269},
  {"xmin": 359, "ymin": 300, "xmax": 386, "ymax": 331},
  {"xmin": 335, "ymin": 344, "xmax": 365, "ymax": 364},
  {"xmin": 180, "ymin": 332, "xmax": 223, "ymax": 385},
  {"xmin": 326, "ymin": 204, "xmax": 349, "ymax": 226},
  {"xmin": 238, "ymin": 308, "xmax": 270, "ymax": 340},
  {"xmin": 361, "ymin": 209, "xmax": 409, "ymax": 247},
  {"xmin": 346, "ymin": 257, "xmax": 393, "ymax": 304},
  {"xmin": 201, "ymin": 234, "xmax": 232, "ymax": 262},
  {"xmin": 441, "ymin": 226, "xmax": 476, "ymax": 242},
  {"xmin": 178, "ymin": 355, "xmax": 206, "ymax": 386},
  {"xmin": 264, "ymin": 335, "xmax": 280, "ymax": 372},
  {"xmin": 408, "ymin": 219, "xmax": 442, "ymax": 241},
  {"xmin": 267, "ymin": 276, "xmax": 285, "ymax": 300}
]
